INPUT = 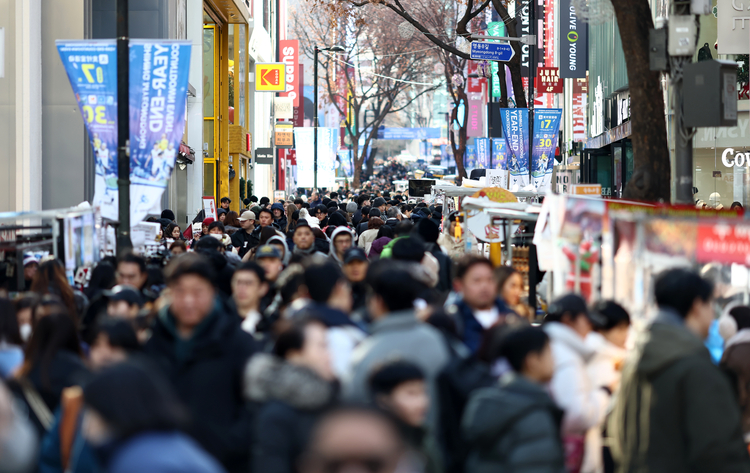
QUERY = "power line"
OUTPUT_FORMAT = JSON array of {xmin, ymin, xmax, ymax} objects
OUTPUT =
[{"xmin": 322, "ymin": 51, "xmax": 441, "ymax": 86}]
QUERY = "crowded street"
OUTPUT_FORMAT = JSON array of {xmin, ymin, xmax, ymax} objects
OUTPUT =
[{"xmin": 3, "ymin": 0, "xmax": 750, "ymax": 472}]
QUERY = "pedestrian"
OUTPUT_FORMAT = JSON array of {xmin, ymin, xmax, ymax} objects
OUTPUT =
[
  {"xmin": 14, "ymin": 294, "xmax": 39, "ymax": 343},
  {"xmin": 611, "ymin": 268, "xmax": 750, "ymax": 472},
  {"xmin": 720, "ymin": 305, "xmax": 750, "ymax": 443},
  {"xmin": 341, "ymin": 247, "xmax": 369, "ymax": 314},
  {"xmin": 231, "ymin": 261, "xmax": 269, "ymax": 336},
  {"xmin": 438, "ymin": 212, "xmax": 477, "ymax": 260},
  {"xmin": 346, "ymin": 263, "xmax": 450, "ymax": 429},
  {"xmin": 369, "ymin": 361, "xmax": 441, "ymax": 473},
  {"xmin": 231, "ymin": 211, "xmax": 260, "ymax": 258},
  {"xmin": 21, "ymin": 255, "xmax": 39, "ymax": 292},
  {"xmin": 543, "ymin": 294, "xmax": 609, "ymax": 473},
  {"xmin": 271, "ymin": 202, "xmax": 288, "ymax": 231},
  {"xmin": 462, "ymin": 326, "xmax": 565, "ymax": 473},
  {"xmin": 164, "ymin": 223, "xmax": 183, "ymax": 242},
  {"xmin": 356, "ymin": 206, "xmax": 371, "ymax": 235},
  {"xmin": 145, "ymin": 253, "xmax": 258, "ymax": 473},
  {"xmin": 328, "ymin": 227, "xmax": 355, "ymax": 267},
  {"xmin": 291, "ymin": 220, "xmax": 326, "ymax": 259},
  {"xmin": 298, "ymin": 407, "xmax": 407, "ymax": 473},
  {"xmin": 245, "ymin": 319, "xmax": 336, "ymax": 473},
  {"xmin": 368, "ymin": 226, "xmax": 394, "ymax": 260},
  {"xmin": 223, "ymin": 211, "xmax": 241, "ymax": 235},
  {"xmin": 31, "ymin": 260, "xmax": 82, "ymax": 325},
  {"xmin": 255, "ymin": 243, "xmax": 286, "ymax": 285},
  {"xmin": 495, "ymin": 266, "xmax": 534, "ymax": 321},
  {"xmin": 415, "ymin": 219, "xmax": 452, "ymax": 293},
  {"xmin": 448, "ymin": 256, "xmax": 518, "ymax": 354},
  {"xmin": 170, "ymin": 240, "xmax": 187, "ymax": 255},
  {"xmin": 0, "ymin": 299, "xmax": 24, "ymax": 379},
  {"xmin": 115, "ymin": 253, "xmax": 149, "ymax": 303},
  {"xmin": 104, "ymin": 285, "xmax": 144, "ymax": 320},
  {"xmin": 285, "ymin": 203, "xmax": 297, "ymax": 232},
  {"xmin": 357, "ymin": 212, "xmax": 384, "ymax": 254},
  {"xmin": 81, "ymin": 362, "xmax": 226, "ymax": 473},
  {"xmin": 220, "ymin": 196, "xmax": 231, "ymax": 211}
]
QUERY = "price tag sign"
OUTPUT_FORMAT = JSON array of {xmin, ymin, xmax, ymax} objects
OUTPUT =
[{"xmin": 486, "ymin": 169, "xmax": 507, "ymax": 188}]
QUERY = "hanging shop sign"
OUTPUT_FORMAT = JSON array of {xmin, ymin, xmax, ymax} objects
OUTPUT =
[
  {"xmin": 274, "ymin": 97, "xmax": 293, "ymax": 119},
  {"xmin": 560, "ymin": 0, "xmax": 588, "ymax": 78},
  {"xmin": 255, "ymin": 63, "xmax": 287, "ymax": 92},
  {"xmin": 255, "ymin": 147, "xmax": 274, "ymax": 165},
  {"xmin": 274, "ymin": 123, "xmax": 294, "ymax": 148},
  {"xmin": 536, "ymin": 67, "xmax": 563, "ymax": 94},
  {"xmin": 279, "ymin": 39, "xmax": 300, "ymax": 107}
]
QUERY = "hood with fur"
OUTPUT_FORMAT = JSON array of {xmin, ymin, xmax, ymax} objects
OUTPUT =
[{"xmin": 244, "ymin": 353, "xmax": 333, "ymax": 410}]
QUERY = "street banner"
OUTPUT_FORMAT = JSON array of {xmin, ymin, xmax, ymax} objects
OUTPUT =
[
  {"xmin": 128, "ymin": 40, "xmax": 191, "ymax": 225},
  {"xmin": 560, "ymin": 0, "xmax": 588, "ymax": 78},
  {"xmin": 491, "ymin": 139, "xmax": 509, "ymax": 189},
  {"xmin": 440, "ymin": 144, "xmax": 451, "ymax": 168},
  {"xmin": 487, "ymin": 22, "xmax": 504, "ymax": 98},
  {"xmin": 279, "ymin": 39, "xmax": 300, "ymax": 107},
  {"xmin": 476, "ymin": 138, "xmax": 490, "ymax": 169},
  {"xmin": 336, "ymin": 150, "xmax": 354, "ymax": 178},
  {"xmin": 500, "ymin": 108, "xmax": 530, "ymax": 189},
  {"xmin": 531, "ymin": 109, "xmax": 562, "ymax": 192},
  {"xmin": 294, "ymin": 127, "xmax": 337, "ymax": 188},
  {"xmin": 465, "ymin": 145, "xmax": 477, "ymax": 172},
  {"xmin": 57, "ymin": 40, "xmax": 119, "ymax": 221}
]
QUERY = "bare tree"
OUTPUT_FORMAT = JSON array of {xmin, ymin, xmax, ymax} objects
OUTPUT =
[{"xmin": 294, "ymin": 3, "xmax": 440, "ymax": 187}]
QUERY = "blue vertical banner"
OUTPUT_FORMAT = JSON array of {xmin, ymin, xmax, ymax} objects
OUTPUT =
[
  {"xmin": 500, "ymin": 108, "xmax": 530, "ymax": 190},
  {"xmin": 476, "ymin": 138, "xmax": 490, "ymax": 169},
  {"xmin": 440, "ymin": 144, "xmax": 450, "ymax": 168},
  {"xmin": 128, "ymin": 40, "xmax": 192, "ymax": 225},
  {"xmin": 336, "ymin": 150, "xmax": 353, "ymax": 178},
  {"xmin": 57, "ymin": 40, "xmax": 119, "ymax": 221},
  {"xmin": 464, "ymin": 145, "xmax": 478, "ymax": 172},
  {"xmin": 531, "ymin": 109, "xmax": 562, "ymax": 193},
  {"xmin": 491, "ymin": 139, "xmax": 509, "ymax": 188}
]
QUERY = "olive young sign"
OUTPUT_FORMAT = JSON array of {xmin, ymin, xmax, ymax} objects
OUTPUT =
[{"xmin": 560, "ymin": 0, "xmax": 588, "ymax": 78}]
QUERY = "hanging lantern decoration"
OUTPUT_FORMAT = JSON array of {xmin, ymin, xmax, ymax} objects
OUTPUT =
[
  {"xmin": 477, "ymin": 60, "xmax": 491, "ymax": 78},
  {"xmin": 451, "ymin": 74, "xmax": 464, "ymax": 88},
  {"xmin": 398, "ymin": 21, "xmax": 416, "ymax": 39}
]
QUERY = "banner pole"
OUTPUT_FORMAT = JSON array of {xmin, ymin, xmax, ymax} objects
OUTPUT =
[{"xmin": 116, "ymin": 0, "xmax": 132, "ymax": 254}]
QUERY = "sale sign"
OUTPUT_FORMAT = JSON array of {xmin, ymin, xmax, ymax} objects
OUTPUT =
[
  {"xmin": 255, "ymin": 63, "xmax": 286, "ymax": 92},
  {"xmin": 279, "ymin": 40, "xmax": 300, "ymax": 107}
]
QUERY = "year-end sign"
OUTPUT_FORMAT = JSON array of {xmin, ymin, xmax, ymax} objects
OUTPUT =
[{"xmin": 470, "ymin": 42, "xmax": 515, "ymax": 62}]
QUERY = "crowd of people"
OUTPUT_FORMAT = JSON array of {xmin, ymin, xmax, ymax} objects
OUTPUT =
[{"xmin": 1, "ymin": 184, "xmax": 750, "ymax": 473}]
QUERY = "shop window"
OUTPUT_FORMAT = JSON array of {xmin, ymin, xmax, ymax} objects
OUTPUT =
[
  {"xmin": 204, "ymin": 162, "xmax": 215, "ymax": 197},
  {"xmin": 625, "ymin": 141, "xmax": 634, "ymax": 184},
  {"xmin": 203, "ymin": 25, "xmax": 215, "ymax": 118},
  {"xmin": 596, "ymin": 154, "xmax": 613, "ymax": 197}
]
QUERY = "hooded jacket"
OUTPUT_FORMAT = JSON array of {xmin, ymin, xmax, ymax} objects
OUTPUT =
[
  {"xmin": 462, "ymin": 373, "xmax": 566, "ymax": 473},
  {"xmin": 245, "ymin": 354, "xmax": 335, "ymax": 473},
  {"xmin": 721, "ymin": 328, "xmax": 750, "ymax": 441},
  {"xmin": 368, "ymin": 236, "xmax": 392, "ymax": 260},
  {"xmin": 328, "ymin": 227, "xmax": 355, "ymax": 266},
  {"xmin": 271, "ymin": 203, "xmax": 289, "ymax": 232},
  {"xmin": 145, "ymin": 301, "xmax": 258, "ymax": 473},
  {"xmin": 610, "ymin": 310, "xmax": 750, "ymax": 473},
  {"xmin": 266, "ymin": 235, "xmax": 291, "ymax": 266},
  {"xmin": 299, "ymin": 303, "xmax": 366, "ymax": 380}
]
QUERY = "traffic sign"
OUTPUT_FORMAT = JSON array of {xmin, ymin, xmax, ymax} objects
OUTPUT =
[
  {"xmin": 255, "ymin": 63, "xmax": 286, "ymax": 92},
  {"xmin": 470, "ymin": 42, "xmax": 515, "ymax": 62}
]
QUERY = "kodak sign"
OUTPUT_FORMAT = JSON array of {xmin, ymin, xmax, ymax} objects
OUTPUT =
[{"xmin": 255, "ymin": 63, "xmax": 286, "ymax": 92}]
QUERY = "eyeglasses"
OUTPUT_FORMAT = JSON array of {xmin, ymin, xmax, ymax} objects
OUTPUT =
[{"xmin": 312, "ymin": 456, "xmax": 393, "ymax": 473}]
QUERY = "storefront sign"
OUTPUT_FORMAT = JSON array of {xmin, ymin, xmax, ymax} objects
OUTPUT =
[
  {"xmin": 721, "ymin": 147, "xmax": 750, "ymax": 167},
  {"xmin": 718, "ymin": 0, "xmax": 750, "ymax": 54},
  {"xmin": 274, "ymin": 123, "xmax": 294, "ymax": 148},
  {"xmin": 536, "ymin": 67, "xmax": 563, "ymax": 93},
  {"xmin": 515, "ymin": 0, "xmax": 545, "ymax": 75},
  {"xmin": 279, "ymin": 39, "xmax": 300, "ymax": 107},
  {"xmin": 560, "ymin": 0, "xmax": 588, "ymax": 78},
  {"xmin": 616, "ymin": 91, "xmax": 630, "ymax": 126},
  {"xmin": 500, "ymin": 108, "xmax": 530, "ymax": 189},
  {"xmin": 467, "ymin": 93, "xmax": 484, "ymax": 137},
  {"xmin": 255, "ymin": 147, "xmax": 274, "ymax": 165},
  {"xmin": 696, "ymin": 223, "xmax": 750, "ymax": 265},
  {"xmin": 274, "ymin": 97, "xmax": 293, "ymax": 119},
  {"xmin": 255, "ymin": 63, "xmax": 287, "ymax": 92},
  {"xmin": 592, "ymin": 76, "xmax": 605, "ymax": 137},
  {"xmin": 531, "ymin": 109, "xmax": 563, "ymax": 193},
  {"xmin": 571, "ymin": 184, "xmax": 602, "ymax": 196}
]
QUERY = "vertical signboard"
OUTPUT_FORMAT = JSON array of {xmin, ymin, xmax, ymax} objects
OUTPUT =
[
  {"xmin": 573, "ymin": 77, "xmax": 588, "ymax": 141},
  {"xmin": 500, "ymin": 108, "xmax": 530, "ymax": 189},
  {"xmin": 531, "ymin": 109, "xmax": 562, "ymax": 192},
  {"xmin": 467, "ymin": 93, "xmax": 484, "ymax": 137},
  {"xmin": 279, "ymin": 39, "xmax": 300, "ymax": 107},
  {"xmin": 515, "ymin": 0, "xmax": 545, "ymax": 75},
  {"xmin": 476, "ymin": 137, "xmax": 490, "ymax": 169},
  {"xmin": 487, "ymin": 22, "xmax": 504, "ymax": 98},
  {"xmin": 560, "ymin": 0, "xmax": 588, "ymax": 78}
]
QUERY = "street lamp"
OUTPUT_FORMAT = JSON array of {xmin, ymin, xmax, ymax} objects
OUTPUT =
[{"xmin": 314, "ymin": 44, "xmax": 345, "ymax": 193}]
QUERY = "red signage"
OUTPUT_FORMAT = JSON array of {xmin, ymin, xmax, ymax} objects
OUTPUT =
[
  {"xmin": 293, "ymin": 64, "xmax": 305, "ymax": 127},
  {"xmin": 279, "ymin": 40, "xmax": 299, "ymax": 107},
  {"xmin": 467, "ymin": 61, "xmax": 485, "ymax": 94},
  {"xmin": 536, "ymin": 67, "xmax": 563, "ymax": 94},
  {"xmin": 696, "ymin": 223, "xmax": 750, "ymax": 265}
]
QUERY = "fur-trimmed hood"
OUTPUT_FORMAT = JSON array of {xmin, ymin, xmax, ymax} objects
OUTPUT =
[{"xmin": 244, "ymin": 353, "xmax": 334, "ymax": 410}]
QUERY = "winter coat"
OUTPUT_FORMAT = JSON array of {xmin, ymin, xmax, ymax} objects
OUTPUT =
[
  {"xmin": 0, "ymin": 345, "xmax": 23, "ymax": 379},
  {"xmin": 581, "ymin": 332, "xmax": 627, "ymax": 473},
  {"xmin": 462, "ymin": 373, "xmax": 566, "ymax": 473},
  {"xmin": 231, "ymin": 228, "xmax": 260, "ymax": 258},
  {"xmin": 721, "ymin": 328, "xmax": 750, "ymax": 441},
  {"xmin": 358, "ymin": 229, "xmax": 380, "ymax": 254},
  {"xmin": 368, "ymin": 236, "xmax": 392, "ymax": 260},
  {"xmin": 39, "ymin": 408, "xmax": 99, "ymax": 473},
  {"xmin": 100, "ymin": 432, "xmax": 226, "ymax": 473},
  {"xmin": 437, "ymin": 232, "xmax": 477, "ymax": 260},
  {"xmin": 266, "ymin": 235, "xmax": 291, "ymax": 266},
  {"xmin": 447, "ymin": 298, "xmax": 518, "ymax": 355},
  {"xmin": 298, "ymin": 303, "xmax": 367, "ymax": 380},
  {"xmin": 424, "ymin": 242, "xmax": 452, "ymax": 293},
  {"xmin": 145, "ymin": 302, "xmax": 258, "ymax": 473},
  {"xmin": 610, "ymin": 310, "xmax": 750, "ymax": 473},
  {"xmin": 245, "ymin": 354, "xmax": 335, "ymax": 473},
  {"xmin": 346, "ymin": 310, "xmax": 450, "ymax": 429}
]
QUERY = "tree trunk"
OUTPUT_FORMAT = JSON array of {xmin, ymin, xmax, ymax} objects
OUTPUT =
[
  {"xmin": 610, "ymin": 0, "xmax": 670, "ymax": 202},
  {"xmin": 491, "ymin": 0, "xmax": 528, "ymax": 108},
  {"xmin": 352, "ymin": 139, "xmax": 361, "ymax": 189},
  {"xmin": 498, "ymin": 63, "xmax": 509, "ymax": 108}
]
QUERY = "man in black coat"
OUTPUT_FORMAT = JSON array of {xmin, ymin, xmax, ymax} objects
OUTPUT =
[
  {"xmin": 231, "ymin": 210, "xmax": 260, "ymax": 258},
  {"xmin": 145, "ymin": 253, "xmax": 258, "ymax": 473}
]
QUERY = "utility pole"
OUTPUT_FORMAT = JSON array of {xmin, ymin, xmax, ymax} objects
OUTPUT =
[
  {"xmin": 672, "ymin": 6, "xmax": 695, "ymax": 204},
  {"xmin": 528, "ymin": 0, "xmax": 536, "ymax": 183},
  {"xmin": 313, "ymin": 45, "xmax": 319, "ymax": 192},
  {"xmin": 116, "ymin": 0, "xmax": 132, "ymax": 254}
]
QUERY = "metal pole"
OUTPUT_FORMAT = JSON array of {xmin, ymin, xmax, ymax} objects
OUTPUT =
[
  {"xmin": 314, "ymin": 46, "xmax": 319, "ymax": 192},
  {"xmin": 116, "ymin": 0, "xmax": 132, "ymax": 254},
  {"xmin": 528, "ymin": 0, "xmax": 536, "ymax": 183},
  {"xmin": 674, "ymin": 66, "xmax": 693, "ymax": 204}
]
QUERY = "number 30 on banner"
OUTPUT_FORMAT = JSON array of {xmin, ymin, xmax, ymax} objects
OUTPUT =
[
  {"xmin": 82, "ymin": 105, "xmax": 107, "ymax": 124},
  {"xmin": 539, "ymin": 138, "xmax": 552, "ymax": 147}
]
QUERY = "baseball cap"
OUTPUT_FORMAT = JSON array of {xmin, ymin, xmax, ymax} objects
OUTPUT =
[
  {"xmin": 343, "ymin": 247, "xmax": 368, "ymax": 264},
  {"xmin": 239, "ymin": 211, "xmax": 256, "ymax": 221},
  {"xmin": 547, "ymin": 294, "xmax": 605, "ymax": 326},
  {"xmin": 202, "ymin": 217, "xmax": 215, "ymax": 226},
  {"xmin": 255, "ymin": 245, "xmax": 282, "ymax": 260},
  {"xmin": 104, "ymin": 285, "xmax": 144, "ymax": 308}
]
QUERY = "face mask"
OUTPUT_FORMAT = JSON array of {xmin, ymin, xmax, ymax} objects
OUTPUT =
[{"xmin": 19, "ymin": 324, "xmax": 32, "ymax": 342}]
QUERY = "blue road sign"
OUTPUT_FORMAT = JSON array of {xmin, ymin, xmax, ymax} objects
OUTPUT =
[{"xmin": 470, "ymin": 41, "xmax": 515, "ymax": 62}]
